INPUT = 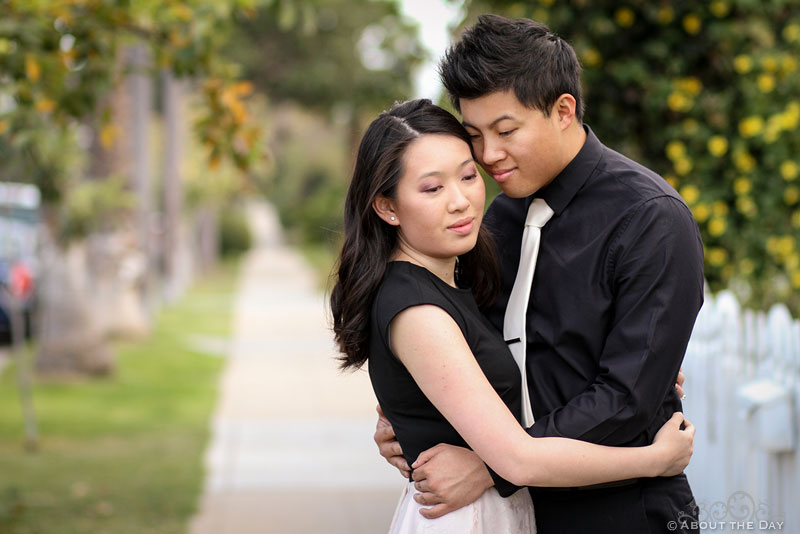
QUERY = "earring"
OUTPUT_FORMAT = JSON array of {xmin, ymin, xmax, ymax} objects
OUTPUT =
[{"xmin": 390, "ymin": 216, "xmax": 396, "ymax": 221}]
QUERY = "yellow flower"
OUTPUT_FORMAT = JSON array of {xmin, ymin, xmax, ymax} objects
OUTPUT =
[
  {"xmin": 25, "ymin": 54, "xmax": 40, "ymax": 82},
  {"xmin": 761, "ymin": 56, "xmax": 779, "ymax": 72},
  {"xmin": 789, "ymin": 253, "xmax": 800, "ymax": 270},
  {"xmin": 680, "ymin": 184, "xmax": 700, "ymax": 204},
  {"xmin": 780, "ymin": 102, "xmax": 799, "ymax": 129},
  {"xmin": 707, "ymin": 135, "xmax": 728, "ymax": 157},
  {"xmin": 764, "ymin": 117, "xmax": 782, "ymax": 143},
  {"xmin": 784, "ymin": 24, "xmax": 800, "ymax": 43},
  {"xmin": 710, "ymin": 0, "xmax": 730, "ymax": 17},
  {"xmin": 781, "ymin": 55, "xmax": 797, "ymax": 73},
  {"xmin": 733, "ymin": 177, "xmax": 752, "ymax": 195},
  {"xmin": 664, "ymin": 174, "xmax": 679, "ymax": 188},
  {"xmin": 100, "ymin": 123, "xmax": 120, "ymax": 149},
  {"xmin": 692, "ymin": 203, "xmax": 710, "ymax": 222},
  {"xmin": 736, "ymin": 197, "xmax": 757, "ymax": 217},
  {"xmin": 675, "ymin": 157, "xmax": 693, "ymax": 176},
  {"xmin": 757, "ymin": 74, "xmax": 776, "ymax": 93},
  {"xmin": 734, "ymin": 55, "xmax": 752, "ymax": 74},
  {"xmin": 708, "ymin": 217, "xmax": 727, "ymax": 236},
  {"xmin": 739, "ymin": 258, "xmax": 755, "ymax": 275},
  {"xmin": 738, "ymin": 116, "xmax": 764, "ymax": 138},
  {"xmin": 792, "ymin": 271, "xmax": 800, "ymax": 289},
  {"xmin": 733, "ymin": 150, "xmax": 756, "ymax": 172},
  {"xmin": 781, "ymin": 161, "xmax": 798, "ymax": 181},
  {"xmin": 675, "ymin": 77, "xmax": 702, "ymax": 95},
  {"xmin": 683, "ymin": 14, "xmax": 701, "ymax": 35},
  {"xmin": 712, "ymin": 201, "xmax": 729, "ymax": 216},
  {"xmin": 581, "ymin": 47, "xmax": 602, "ymax": 68},
  {"xmin": 707, "ymin": 247, "xmax": 728, "ymax": 266},
  {"xmin": 785, "ymin": 187, "xmax": 799, "ymax": 205},
  {"xmin": 615, "ymin": 7, "xmax": 635, "ymax": 27},
  {"xmin": 0, "ymin": 119, "xmax": 8, "ymax": 136},
  {"xmin": 657, "ymin": 6, "xmax": 674, "ymax": 24},
  {"xmin": 35, "ymin": 99, "xmax": 56, "ymax": 113},
  {"xmin": 667, "ymin": 92, "xmax": 691, "ymax": 112},
  {"xmin": 767, "ymin": 236, "xmax": 781, "ymax": 255},
  {"xmin": 665, "ymin": 140, "xmax": 686, "ymax": 160},
  {"xmin": 682, "ymin": 119, "xmax": 699, "ymax": 134},
  {"xmin": 778, "ymin": 236, "xmax": 796, "ymax": 256},
  {"xmin": 792, "ymin": 211, "xmax": 800, "ymax": 228}
]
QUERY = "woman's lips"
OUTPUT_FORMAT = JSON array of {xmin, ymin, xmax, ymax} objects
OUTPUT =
[{"xmin": 448, "ymin": 218, "xmax": 475, "ymax": 235}]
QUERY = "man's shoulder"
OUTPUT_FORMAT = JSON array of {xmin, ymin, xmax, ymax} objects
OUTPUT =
[
  {"xmin": 485, "ymin": 193, "xmax": 527, "ymax": 232},
  {"xmin": 594, "ymin": 142, "xmax": 684, "ymax": 206}
]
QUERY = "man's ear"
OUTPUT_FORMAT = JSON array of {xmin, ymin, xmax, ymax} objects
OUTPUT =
[
  {"xmin": 553, "ymin": 94, "xmax": 577, "ymax": 130},
  {"xmin": 372, "ymin": 195, "xmax": 399, "ymax": 226}
]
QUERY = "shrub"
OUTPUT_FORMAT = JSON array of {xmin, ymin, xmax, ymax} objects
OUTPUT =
[
  {"xmin": 219, "ymin": 208, "xmax": 252, "ymax": 257},
  {"xmin": 467, "ymin": 0, "xmax": 800, "ymax": 314}
]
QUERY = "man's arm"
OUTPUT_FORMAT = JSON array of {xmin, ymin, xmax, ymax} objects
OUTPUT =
[{"xmin": 528, "ymin": 196, "xmax": 704, "ymax": 443}]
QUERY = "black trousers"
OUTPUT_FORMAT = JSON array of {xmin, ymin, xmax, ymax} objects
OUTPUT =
[{"xmin": 529, "ymin": 473, "xmax": 698, "ymax": 534}]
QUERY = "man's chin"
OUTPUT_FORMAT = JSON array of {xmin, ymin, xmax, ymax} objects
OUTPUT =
[{"xmin": 498, "ymin": 183, "xmax": 536, "ymax": 199}]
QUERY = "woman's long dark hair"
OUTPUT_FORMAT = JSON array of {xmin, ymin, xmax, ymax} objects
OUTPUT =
[{"xmin": 331, "ymin": 99, "xmax": 499, "ymax": 371}]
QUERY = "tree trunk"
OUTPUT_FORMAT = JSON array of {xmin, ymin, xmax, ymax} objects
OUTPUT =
[
  {"xmin": 161, "ymin": 70, "xmax": 189, "ymax": 302},
  {"xmin": 35, "ymin": 226, "xmax": 113, "ymax": 376}
]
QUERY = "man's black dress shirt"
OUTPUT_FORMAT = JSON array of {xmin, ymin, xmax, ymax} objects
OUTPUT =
[{"xmin": 482, "ymin": 126, "xmax": 705, "ymax": 494}]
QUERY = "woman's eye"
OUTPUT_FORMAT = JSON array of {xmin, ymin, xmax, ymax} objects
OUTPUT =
[
  {"xmin": 424, "ymin": 186, "xmax": 442, "ymax": 193},
  {"xmin": 463, "ymin": 173, "xmax": 478, "ymax": 181},
  {"xmin": 499, "ymin": 129, "xmax": 515, "ymax": 137}
]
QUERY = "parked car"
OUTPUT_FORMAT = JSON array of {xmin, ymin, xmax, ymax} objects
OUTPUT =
[{"xmin": 0, "ymin": 182, "xmax": 40, "ymax": 344}]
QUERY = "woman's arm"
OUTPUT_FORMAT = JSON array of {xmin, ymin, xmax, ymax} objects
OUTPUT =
[{"xmin": 390, "ymin": 305, "xmax": 694, "ymax": 488}]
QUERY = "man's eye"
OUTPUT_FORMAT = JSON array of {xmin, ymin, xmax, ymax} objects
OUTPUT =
[{"xmin": 499, "ymin": 129, "xmax": 516, "ymax": 137}]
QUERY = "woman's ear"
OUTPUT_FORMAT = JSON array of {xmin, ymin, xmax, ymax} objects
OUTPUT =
[{"xmin": 372, "ymin": 195, "xmax": 399, "ymax": 226}]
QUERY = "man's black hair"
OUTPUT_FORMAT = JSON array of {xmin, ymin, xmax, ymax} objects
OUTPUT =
[{"xmin": 439, "ymin": 14, "xmax": 585, "ymax": 121}]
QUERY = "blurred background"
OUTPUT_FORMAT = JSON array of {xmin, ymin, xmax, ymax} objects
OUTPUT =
[{"xmin": 0, "ymin": 1, "xmax": 798, "ymax": 533}]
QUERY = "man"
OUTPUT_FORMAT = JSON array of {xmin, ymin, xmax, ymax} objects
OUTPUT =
[{"xmin": 375, "ymin": 15, "xmax": 704, "ymax": 534}]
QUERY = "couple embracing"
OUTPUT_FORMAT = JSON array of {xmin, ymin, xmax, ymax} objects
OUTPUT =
[{"xmin": 331, "ymin": 14, "xmax": 704, "ymax": 534}]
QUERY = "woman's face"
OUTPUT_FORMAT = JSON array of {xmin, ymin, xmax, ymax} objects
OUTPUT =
[{"xmin": 382, "ymin": 133, "xmax": 485, "ymax": 262}]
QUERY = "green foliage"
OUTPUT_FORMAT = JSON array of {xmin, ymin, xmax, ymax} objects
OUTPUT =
[
  {"xmin": 225, "ymin": 1, "xmax": 423, "ymax": 279},
  {"xmin": 219, "ymin": 208, "xmax": 252, "ymax": 257},
  {"xmin": 466, "ymin": 0, "xmax": 800, "ymax": 314},
  {"xmin": 60, "ymin": 175, "xmax": 136, "ymax": 240},
  {"xmin": 0, "ymin": 0, "xmax": 263, "ymax": 205},
  {"xmin": 265, "ymin": 107, "xmax": 348, "ymax": 257},
  {"xmin": 227, "ymin": 0, "xmax": 424, "ymax": 116},
  {"xmin": 0, "ymin": 259, "xmax": 238, "ymax": 534}
]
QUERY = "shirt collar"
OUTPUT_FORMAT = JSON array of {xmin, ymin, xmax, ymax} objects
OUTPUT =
[{"xmin": 528, "ymin": 125, "xmax": 603, "ymax": 215}]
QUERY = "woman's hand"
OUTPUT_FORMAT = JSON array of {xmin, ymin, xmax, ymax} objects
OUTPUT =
[{"xmin": 652, "ymin": 412, "xmax": 695, "ymax": 476}]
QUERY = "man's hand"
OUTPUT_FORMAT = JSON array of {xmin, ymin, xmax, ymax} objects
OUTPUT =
[
  {"xmin": 374, "ymin": 405, "xmax": 410, "ymax": 478},
  {"xmin": 410, "ymin": 444, "xmax": 493, "ymax": 519},
  {"xmin": 676, "ymin": 368, "xmax": 685, "ymax": 399}
]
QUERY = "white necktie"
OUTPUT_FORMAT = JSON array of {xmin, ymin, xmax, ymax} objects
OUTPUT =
[{"xmin": 503, "ymin": 198, "xmax": 554, "ymax": 427}]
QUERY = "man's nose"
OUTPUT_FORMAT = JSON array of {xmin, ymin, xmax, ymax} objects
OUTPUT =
[{"xmin": 482, "ymin": 138, "xmax": 505, "ymax": 166}]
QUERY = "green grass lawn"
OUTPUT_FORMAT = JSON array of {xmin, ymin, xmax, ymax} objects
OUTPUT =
[{"xmin": 0, "ymin": 260, "xmax": 240, "ymax": 534}]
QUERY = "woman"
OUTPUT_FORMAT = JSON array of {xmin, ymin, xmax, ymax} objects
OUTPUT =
[{"xmin": 330, "ymin": 99, "xmax": 694, "ymax": 533}]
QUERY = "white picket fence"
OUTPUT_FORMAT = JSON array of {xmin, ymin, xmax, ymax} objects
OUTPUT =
[{"xmin": 682, "ymin": 288, "xmax": 799, "ymax": 533}]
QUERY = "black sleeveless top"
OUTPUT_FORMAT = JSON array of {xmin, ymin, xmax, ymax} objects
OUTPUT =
[{"xmin": 368, "ymin": 261, "xmax": 522, "ymax": 475}]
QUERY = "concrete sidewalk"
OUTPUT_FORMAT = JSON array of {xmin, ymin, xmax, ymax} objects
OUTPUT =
[{"xmin": 189, "ymin": 202, "xmax": 402, "ymax": 534}]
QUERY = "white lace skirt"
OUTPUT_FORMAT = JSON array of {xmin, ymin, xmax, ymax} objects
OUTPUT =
[{"xmin": 388, "ymin": 481, "xmax": 536, "ymax": 533}]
